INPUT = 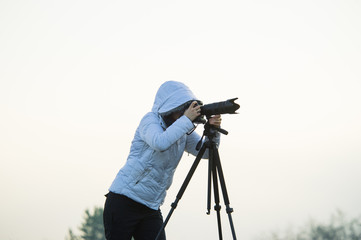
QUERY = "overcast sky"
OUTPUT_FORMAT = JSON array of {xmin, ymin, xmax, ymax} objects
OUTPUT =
[{"xmin": 1, "ymin": 1, "xmax": 361, "ymax": 239}]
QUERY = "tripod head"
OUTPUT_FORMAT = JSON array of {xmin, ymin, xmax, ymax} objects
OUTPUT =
[
  {"xmin": 196, "ymin": 119, "xmax": 228, "ymax": 151},
  {"xmin": 203, "ymin": 120, "xmax": 228, "ymax": 137}
]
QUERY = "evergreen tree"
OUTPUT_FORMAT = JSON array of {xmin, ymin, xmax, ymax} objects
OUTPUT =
[
  {"xmin": 66, "ymin": 206, "xmax": 135, "ymax": 240},
  {"xmin": 66, "ymin": 207, "xmax": 105, "ymax": 240}
]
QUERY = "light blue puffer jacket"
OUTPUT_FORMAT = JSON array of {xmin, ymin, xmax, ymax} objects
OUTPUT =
[{"xmin": 109, "ymin": 81, "xmax": 220, "ymax": 210}]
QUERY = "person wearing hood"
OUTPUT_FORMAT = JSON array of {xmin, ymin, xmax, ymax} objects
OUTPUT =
[{"xmin": 103, "ymin": 81, "xmax": 222, "ymax": 240}]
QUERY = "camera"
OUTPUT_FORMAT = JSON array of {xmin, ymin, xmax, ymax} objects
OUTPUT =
[{"xmin": 189, "ymin": 98, "xmax": 240, "ymax": 124}]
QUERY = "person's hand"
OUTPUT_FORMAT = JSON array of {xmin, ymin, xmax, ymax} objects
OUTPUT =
[
  {"xmin": 184, "ymin": 101, "xmax": 201, "ymax": 121},
  {"xmin": 209, "ymin": 115, "xmax": 222, "ymax": 127}
]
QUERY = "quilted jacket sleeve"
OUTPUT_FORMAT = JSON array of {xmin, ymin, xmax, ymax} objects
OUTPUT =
[{"xmin": 138, "ymin": 113, "xmax": 195, "ymax": 152}]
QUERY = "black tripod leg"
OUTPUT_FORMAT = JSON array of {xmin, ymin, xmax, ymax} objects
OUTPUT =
[
  {"xmin": 155, "ymin": 143, "xmax": 208, "ymax": 240},
  {"xmin": 213, "ymin": 147, "xmax": 237, "ymax": 240},
  {"xmin": 211, "ymin": 144, "xmax": 223, "ymax": 240},
  {"xmin": 207, "ymin": 143, "xmax": 213, "ymax": 215}
]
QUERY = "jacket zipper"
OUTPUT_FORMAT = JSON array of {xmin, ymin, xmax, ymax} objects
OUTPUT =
[{"xmin": 135, "ymin": 169, "xmax": 150, "ymax": 184}]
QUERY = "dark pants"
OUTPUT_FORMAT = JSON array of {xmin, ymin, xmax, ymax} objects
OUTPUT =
[{"xmin": 103, "ymin": 192, "xmax": 166, "ymax": 240}]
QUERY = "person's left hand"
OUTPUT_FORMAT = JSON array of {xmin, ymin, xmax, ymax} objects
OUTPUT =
[{"xmin": 209, "ymin": 115, "xmax": 222, "ymax": 127}]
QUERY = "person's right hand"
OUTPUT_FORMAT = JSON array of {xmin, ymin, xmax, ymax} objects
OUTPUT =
[{"xmin": 184, "ymin": 101, "xmax": 201, "ymax": 121}]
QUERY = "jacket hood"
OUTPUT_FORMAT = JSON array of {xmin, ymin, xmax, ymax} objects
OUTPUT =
[{"xmin": 152, "ymin": 81, "xmax": 199, "ymax": 116}]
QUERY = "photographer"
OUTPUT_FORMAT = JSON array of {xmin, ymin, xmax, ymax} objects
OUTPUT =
[{"xmin": 103, "ymin": 81, "xmax": 221, "ymax": 240}]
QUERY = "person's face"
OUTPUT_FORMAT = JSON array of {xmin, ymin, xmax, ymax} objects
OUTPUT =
[{"xmin": 170, "ymin": 111, "xmax": 183, "ymax": 121}]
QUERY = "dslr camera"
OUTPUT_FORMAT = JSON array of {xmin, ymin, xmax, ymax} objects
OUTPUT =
[{"xmin": 188, "ymin": 98, "xmax": 240, "ymax": 124}]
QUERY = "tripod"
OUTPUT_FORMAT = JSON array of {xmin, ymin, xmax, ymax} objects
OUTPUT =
[{"xmin": 155, "ymin": 121, "xmax": 237, "ymax": 240}]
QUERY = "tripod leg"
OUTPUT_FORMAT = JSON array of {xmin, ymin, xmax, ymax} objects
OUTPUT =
[
  {"xmin": 207, "ymin": 143, "xmax": 212, "ymax": 215},
  {"xmin": 155, "ymin": 143, "xmax": 208, "ymax": 240},
  {"xmin": 211, "ymin": 145, "xmax": 223, "ymax": 240},
  {"xmin": 213, "ymin": 147, "xmax": 237, "ymax": 240}
]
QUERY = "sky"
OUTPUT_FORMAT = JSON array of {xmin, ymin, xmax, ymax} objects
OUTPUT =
[{"xmin": 0, "ymin": 0, "xmax": 361, "ymax": 239}]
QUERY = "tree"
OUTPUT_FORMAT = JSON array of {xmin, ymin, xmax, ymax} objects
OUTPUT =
[
  {"xmin": 257, "ymin": 210, "xmax": 361, "ymax": 240},
  {"xmin": 66, "ymin": 206, "xmax": 135, "ymax": 240},
  {"xmin": 66, "ymin": 207, "xmax": 105, "ymax": 240}
]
